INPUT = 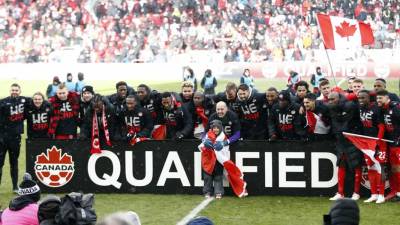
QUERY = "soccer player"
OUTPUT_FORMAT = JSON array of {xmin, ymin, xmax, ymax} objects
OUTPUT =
[
  {"xmin": 0, "ymin": 83, "xmax": 31, "ymax": 191},
  {"xmin": 236, "ymin": 84, "xmax": 266, "ymax": 140},
  {"xmin": 214, "ymin": 82, "xmax": 240, "ymax": 113},
  {"xmin": 117, "ymin": 95, "xmax": 153, "ymax": 144},
  {"xmin": 192, "ymin": 92, "xmax": 214, "ymax": 139},
  {"xmin": 26, "ymin": 92, "xmax": 52, "ymax": 139},
  {"xmin": 79, "ymin": 85, "xmax": 95, "ymax": 125},
  {"xmin": 376, "ymin": 90, "xmax": 400, "ymax": 201},
  {"xmin": 268, "ymin": 90, "xmax": 306, "ymax": 141},
  {"xmin": 317, "ymin": 79, "xmax": 331, "ymax": 103},
  {"xmin": 108, "ymin": 81, "xmax": 135, "ymax": 111},
  {"xmin": 80, "ymin": 94, "xmax": 117, "ymax": 153},
  {"xmin": 48, "ymin": 83, "xmax": 80, "ymax": 139},
  {"xmin": 160, "ymin": 92, "xmax": 193, "ymax": 140},
  {"xmin": 293, "ymin": 81, "xmax": 310, "ymax": 105},
  {"xmin": 328, "ymin": 92, "xmax": 363, "ymax": 201},
  {"xmin": 301, "ymin": 93, "xmax": 331, "ymax": 140},
  {"xmin": 357, "ymin": 90, "xmax": 386, "ymax": 203},
  {"xmin": 373, "ymin": 78, "xmax": 400, "ymax": 102},
  {"xmin": 137, "ymin": 84, "xmax": 162, "ymax": 125}
]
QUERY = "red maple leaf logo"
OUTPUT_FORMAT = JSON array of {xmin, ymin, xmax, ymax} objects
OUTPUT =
[
  {"xmin": 36, "ymin": 146, "xmax": 73, "ymax": 164},
  {"xmin": 336, "ymin": 21, "xmax": 357, "ymax": 40}
]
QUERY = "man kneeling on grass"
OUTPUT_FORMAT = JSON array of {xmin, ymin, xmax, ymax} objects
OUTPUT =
[{"xmin": 198, "ymin": 120, "xmax": 247, "ymax": 199}]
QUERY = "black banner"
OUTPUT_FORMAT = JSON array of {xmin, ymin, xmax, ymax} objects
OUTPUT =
[{"xmin": 26, "ymin": 139, "xmax": 373, "ymax": 196}]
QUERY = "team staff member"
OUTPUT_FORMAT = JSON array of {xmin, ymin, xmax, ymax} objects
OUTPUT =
[
  {"xmin": 0, "ymin": 83, "xmax": 31, "ymax": 191},
  {"xmin": 26, "ymin": 92, "xmax": 52, "ymax": 139}
]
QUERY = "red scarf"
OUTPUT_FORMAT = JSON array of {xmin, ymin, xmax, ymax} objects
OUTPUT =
[
  {"xmin": 91, "ymin": 107, "xmax": 111, "ymax": 154},
  {"xmin": 195, "ymin": 106, "xmax": 208, "ymax": 127}
]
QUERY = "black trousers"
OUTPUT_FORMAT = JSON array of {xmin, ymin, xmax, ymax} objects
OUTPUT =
[{"xmin": 0, "ymin": 134, "xmax": 21, "ymax": 189}]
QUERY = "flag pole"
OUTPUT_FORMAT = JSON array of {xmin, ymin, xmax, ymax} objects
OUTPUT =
[
  {"xmin": 315, "ymin": 13, "xmax": 338, "ymax": 86},
  {"xmin": 343, "ymin": 132, "xmax": 394, "ymax": 143}
]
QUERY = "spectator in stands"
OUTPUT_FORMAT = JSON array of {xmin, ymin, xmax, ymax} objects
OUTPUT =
[
  {"xmin": 46, "ymin": 76, "xmax": 61, "ymax": 98},
  {"xmin": 200, "ymin": 69, "xmax": 217, "ymax": 96},
  {"xmin": 373, "ymin": 78, "xmax": 400, "ymax": 101},
  {"xmin": 48, "ymin": 83, "xmax": 80, "ymax": 140},
  {"xmin": 65, "ymin": 73, "xmax": 76, "ymax": 92},
  {"xmin": 0, "ymin": 173, "xmax": 40, "ymax": 225},
  {"xmin": 183, "ymin": 67, "xmax": 198, "ymax": 92},
  {"xmin": 80, "ymin": 94, "xmax": 117, "ymax": 153},
  {"xmin": 287, "ymin": 71, "xmax": 301, "ymax": 94},
  {"xmin": 26, "ymin": 92, "xmax": 51, "ymax": 139},
  {"xmin": 97, "ymin": 211, "xmax": 141, "ymax": 225},
  {"xmin": 75, "ymin": 72, "xmax": 86, "ymax": 94},
  {"xmin": 240, "ymin": 69, "xmax": 255, "ymax": 89},
  {"xmin": 160, "ymin": 92, "xmax": 193, "ymax": 140}
]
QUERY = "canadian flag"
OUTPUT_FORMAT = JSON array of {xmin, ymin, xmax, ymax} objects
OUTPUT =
[
  {"xmin": 317, "ymin": 14, "xmax": 374, "ymax": 49},
  {"xmin": 343, "ymin": 132, "xmax": 382, "ymax": 174}
]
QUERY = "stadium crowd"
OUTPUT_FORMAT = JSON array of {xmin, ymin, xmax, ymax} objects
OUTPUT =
[{"xmin": 0, "ymin": 0, "xmax": 399, "ymax": 63}]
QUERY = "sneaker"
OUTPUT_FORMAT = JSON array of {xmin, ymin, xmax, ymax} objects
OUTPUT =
[
  {"xmin": 329, "ymin": 193, "xmax": 344, "ymax": 201},
  {"xmin": 351, "ymin": 193, "xmax": 360, "ymax": 201},
  {"xmin": 204, "ymin": 193, "xmax": 211, "ymax": 199},
  {"xmin": 364, "ymin": 194, "xmax": 378, "ymax": 203},
  {"xmin": 385, "ymin": 191, "xmax": 397, "ymax": 201},
  {"xmin": 215, "ymin": 194, "xmax": 222, "ymax": 199},
  {"xmin": 376, "ymin": 195, "xmax": 385, "ymax": 204},
  {"xmin": 13, "ymin": 189, "xmax": 18, "ymax": 194}
]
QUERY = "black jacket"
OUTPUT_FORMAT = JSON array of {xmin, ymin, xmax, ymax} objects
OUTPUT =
[
  {"xmin": 359, "ymin": 103, "xmax": 382, "ymax": 137},
  {"xmin": 268, "ymin": 102, "xmax": 306, "ymax": 140},
  {"xmin": 139, "ymin": 90, "xmax": 162, "ymax": 125},
  {"xmin": 117, "ymin": 106, "xmax": 153, "ymax": 138},
  {"xmin": 329, "ymin": 100, "xmax": 361, "ymax": 135},
  {"xmin": 161, "ymin": 103, "xmax": 193, "ymax": 139},
  {"xmin": 380, "ymin": 101, "xmax": 400, "ymax": 143},
  {"xmin": 237, "ymin": 90, "xmax": 267, "ymax": 139},
  {"xmin": 0, "ymin": 96, "xmax": 31, "ymax": 135},
  {"xmin": 213, "ymin": 92, "xmax": 240, "ymax": 113},
  {"xmin": 207, "ymin": 110, "xmax": 241, "ymax": 143},
  {"xmin": 25, "ymin": 101, "xmax": 52, "ymax": 139}
]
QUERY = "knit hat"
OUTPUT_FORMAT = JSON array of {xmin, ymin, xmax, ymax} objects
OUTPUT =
[
  {"xmin": 210, "ymin": 120, "xmax": 223, "ymax": 134},
  {"xmin": 323, "ymin": 198, "xmax": 359, "ymax": 225},
  {"xmin": 18, "ymin": 173, "xmax": 41, "ymax": 201},
  {"xmin": 187, "ymin": 216, "xmax": 214, "ymax": 225},
  {"xmin": 82, "ymin": 85, "xmax": 94, "ymax": 95},
  {"xmin": 278, "ymin": 90, "xmax": 291, "ymax": 102}
]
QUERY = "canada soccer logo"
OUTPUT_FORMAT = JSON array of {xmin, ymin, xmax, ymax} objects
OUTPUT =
[{"xmin": 34, "ymin": 146, "xmax": 75, "ymax": 187}]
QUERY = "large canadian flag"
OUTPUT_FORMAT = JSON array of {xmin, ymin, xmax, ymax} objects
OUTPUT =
[
  {"xmin": 343, "ymin": 132, "xmax": 382, "ymax": 174},
  {"xmin": 317, "ymin": 14, "xmax": 374, "ymax": 49}
]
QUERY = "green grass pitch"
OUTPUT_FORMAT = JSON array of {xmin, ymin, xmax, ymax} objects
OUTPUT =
[{"xmin": 0, "ymin": 78, "xmax": 399, "ymax": 225}]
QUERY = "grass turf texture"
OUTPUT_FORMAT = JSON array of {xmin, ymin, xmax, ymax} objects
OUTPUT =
[{"xmin": 0, "ymin": 78, "xmax": 399, "ymax": 225}]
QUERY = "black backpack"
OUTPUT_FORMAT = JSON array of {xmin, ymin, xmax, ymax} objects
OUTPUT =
[{"xmin": 55, "ymin": 192, "xmax": 97, "ymax": 225}]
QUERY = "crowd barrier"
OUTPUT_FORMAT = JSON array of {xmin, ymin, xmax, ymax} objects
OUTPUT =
[{"xmin": 26, "ymin": 139, "xmax": 381, "ymax": 196}]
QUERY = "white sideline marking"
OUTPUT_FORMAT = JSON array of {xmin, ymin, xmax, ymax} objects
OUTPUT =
[{"xmin": 176, "ymin": 197, "xmax": 214, "ymax": 225}]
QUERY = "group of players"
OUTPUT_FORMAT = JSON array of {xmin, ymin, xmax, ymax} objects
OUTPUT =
[{"xmin": 0, "ymin": 75, "xmax": 400, "ymax": 204}]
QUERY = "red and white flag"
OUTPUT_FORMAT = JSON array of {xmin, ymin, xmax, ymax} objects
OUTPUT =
[
  {"xmin": 317, "ymin": 14, "xmax": 374, "ymax": 49},
  {"xmin": 343, "ymin": 132, "xmax": 382, "ymax": 173}
]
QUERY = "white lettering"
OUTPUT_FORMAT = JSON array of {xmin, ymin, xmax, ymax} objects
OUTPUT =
[
  {"xmin": 279, "ymin": 152, "xmax": 305, "ymax": 188},
  {"xmin": 87, "ymin": 151, "xmax": 122, "ymax": 188}
]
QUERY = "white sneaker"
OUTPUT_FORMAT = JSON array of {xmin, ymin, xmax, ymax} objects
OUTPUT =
[
  {"xmin": 376, "ymin": 195, "xmax": 385, "ymax": 204},
  {"xmin": 364, "ymin": 194, "xmax": 378, "ymax": 203},
  {"xmin": 351, "ymin": 193, "xmax": 360, "ymax": 200},
  {"xmin": 329, "ymin": 193, "xmax": 344, "ymax": 201}
]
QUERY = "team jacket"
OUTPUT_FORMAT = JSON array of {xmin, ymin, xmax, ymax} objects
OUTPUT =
[
  {"xmin": 236, "ymin": 90, "xmax": 267, "ymax": 139},
  {"xmin": 0, "ymin": 96, "xmax": 31, "ymax": 135},
  {"xmin": 161, "ymin": 102, "xmax": 193, "ymax": 139},
  {"xmin": 206, "ymin": 110, "xmax": 241, "ymax": 143},
  {"xmin": 268, "ymin": 102, "xmax": 306, "ymax": 140},
  {"xmin": 139, "ymin": 91, "xmax": 162, "ymax": 125},
  {"xmin": 329, "ymin": 100, "xmax": 362, "ymax": 135},
  {"xmin": 380, "ymin": 101, "xmax": 400, "ymax": 143},
  {"xmin": 213, "ymin": 92, "xmax": 240, "ymax": 113},
  {"xmin": 304, "ymin": 102, "xmax": 331, "ymax": 138},
  {"xmin": 117, "ymin": 106, "xmax": 153, "ymax": 138},
  {"xmin": 359, "ymin": 103, "xmax": 383, "ymax": 137},
  {"xmin": 25, "ymin": 101, "xmax": 52, "ymax": 139}
]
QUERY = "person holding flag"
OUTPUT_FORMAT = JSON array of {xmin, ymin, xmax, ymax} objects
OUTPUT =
[
  {"xmin": 352, "ymin": 90, "xmax": 386, "ymax": 203},
  {"xmin": 199, "ymin": 120, "xmax": 247, "ymax": 199}
]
